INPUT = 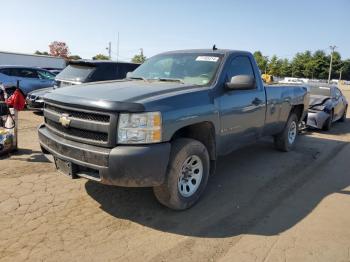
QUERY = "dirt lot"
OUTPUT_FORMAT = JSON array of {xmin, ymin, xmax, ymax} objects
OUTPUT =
[{"xmin": 1, "ymin": 88, "xmax": 350, "ymax": 262}]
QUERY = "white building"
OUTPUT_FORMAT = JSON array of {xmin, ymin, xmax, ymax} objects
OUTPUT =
[{"xmin": 0, "ymin": 51, "xmax": 66, "ymax": 69}]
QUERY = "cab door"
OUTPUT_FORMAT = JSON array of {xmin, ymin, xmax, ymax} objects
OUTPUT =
[
  {"xmin": 216, "ymin": 55, "xmax": 266, "ymax": 155},
  {"xmin": 333, "ymin": 87, "xmax": 346, "ymax": 120}
]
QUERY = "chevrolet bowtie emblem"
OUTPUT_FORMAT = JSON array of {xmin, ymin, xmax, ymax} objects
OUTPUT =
[{"xmin": 59, "ymin": 114, "xmax": 71, "ymax": 128}]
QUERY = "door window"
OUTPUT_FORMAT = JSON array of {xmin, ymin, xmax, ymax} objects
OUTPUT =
[
  {"xmin": 227, "ymin": 56, "xmax": 256, "ymax": 89},
  {"xmin": 18, "ymin": 69, "xmax": 39, "ymax": 79},
  {"xmin": 334, "ymin": 88, "xmax": 341, "ymax": 100}
]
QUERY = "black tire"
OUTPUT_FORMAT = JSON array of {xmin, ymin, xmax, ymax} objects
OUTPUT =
[
  {"xmin": 153, "ymin": 138, "xmax": 210, "ymax": 210},
  {"xmin": 274, "ymin": 113, "xmax": 299, "ymax": 152},
  {"xmin": 322, "ymin": 110, "xmax": 334, "ymax": 131},
  {"xmin": 339, "ymin": 106, "xmax": 347, "ymax": 122}
]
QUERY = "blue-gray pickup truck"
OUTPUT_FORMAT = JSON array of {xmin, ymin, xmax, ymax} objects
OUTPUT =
[{"xmin": 38, "ymin": 49, "xmax": 309, "ymax": 210}]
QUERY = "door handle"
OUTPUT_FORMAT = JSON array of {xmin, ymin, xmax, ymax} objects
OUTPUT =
[{"xmin": 252, "ymin": 98, "xmax": 263, "ymax": 106}]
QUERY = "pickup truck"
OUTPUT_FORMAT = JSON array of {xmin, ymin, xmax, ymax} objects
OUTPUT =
[{"xmin": 38, "ymin": 49, "xmax": 309, "ymax": 210}]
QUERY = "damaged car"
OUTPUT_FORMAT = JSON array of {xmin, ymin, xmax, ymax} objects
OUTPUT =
[{"xmin": 307, "ymin": 85, "xmax": 348, "ymax": 130}]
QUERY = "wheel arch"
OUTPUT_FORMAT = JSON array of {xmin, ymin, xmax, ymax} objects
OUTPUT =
[{"xmin": 170, "ymin": 121, "xmax": 216, "ymax": 161}]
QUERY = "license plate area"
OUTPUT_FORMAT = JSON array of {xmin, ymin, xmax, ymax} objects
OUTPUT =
[{"xmin": 54, "ymin": 157, "xmax": 78, "ymax": 178}]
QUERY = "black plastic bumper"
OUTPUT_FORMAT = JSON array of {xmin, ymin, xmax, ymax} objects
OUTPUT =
[
  {"xmin": 38, "ymin": 125, "xmax": 171, "ymax": 187},
  {"xmin": 26, "ymin": 98, "xmax": 44, "ymax": 110}
]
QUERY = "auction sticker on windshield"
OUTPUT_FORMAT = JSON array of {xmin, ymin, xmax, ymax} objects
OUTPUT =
[{"xmin": 196, "ymin": 56, "xmax": 219, "ymax": 62}]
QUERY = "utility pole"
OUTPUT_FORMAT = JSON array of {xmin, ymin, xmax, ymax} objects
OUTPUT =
[
  {"xmin": 116, "ymin": 32, "xmax": 120, "ymax": 62},
  {"xmin": 339, "ymin": 67, "xmax": 343, "ymax": 81},
  {"xmin": 328, "ymin": 45, "xmax": 337, "ymax": 84},
  {"xmin": 140, "ymin": 48, "xmax": 144, "ymax": 57},
  {"xmin": 106, "ymin": 42, "xmax": 112, "ymax": 60}
]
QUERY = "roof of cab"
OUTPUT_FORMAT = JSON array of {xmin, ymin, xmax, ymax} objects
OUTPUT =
[{"xmin": 159, "ymin": 49, "xmax": 251, "ymax": 56}]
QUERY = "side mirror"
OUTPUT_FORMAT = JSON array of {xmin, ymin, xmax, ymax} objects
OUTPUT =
[
  {"xmin": 126, "ymin": 72, "xmax": 133, "ymax": 79},
  {"xmin": 226, "ymin": 75, "xmax": 256, "ymax": 90}
]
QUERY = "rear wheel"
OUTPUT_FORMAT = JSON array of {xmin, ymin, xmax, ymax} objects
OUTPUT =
[
  {"xmin": 339, "ymin": 106, "xmax": 347, "ymax": 122},
  {"xmin": 322, "ymin": 110, "xmax": 334, "ymax": 131},
  {"xmin": 274, "ymin": 113, "xmax": 299, "ymax": 152},
  {"xmin": 153, "ymin": 138, "xmax": 210, "ymax": 210}
]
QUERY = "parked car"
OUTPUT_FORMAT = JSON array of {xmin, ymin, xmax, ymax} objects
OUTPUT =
[
  {"xmin": 0, "ymin": 66, "xmax": 56, "ymax": 96},
  {"xmin": 38, "ymin": 49, "xmax": 309, "ymax": 210},
  {"xmin": 307, "ymin": 85, "xmax": 348, "ymax": 130},
  {"xmin": 26, "ymin": 60, "xmax": 139, "ymax": 110}
]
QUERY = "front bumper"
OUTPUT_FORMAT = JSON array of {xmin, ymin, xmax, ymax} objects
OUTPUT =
[
  {"xmin": 306, "ymin": 111, "xmax": 329, "ymax": 129},
  {"xmin": 38, "ymin": 125, "xmax": 171, "ymax": 187},
  {"xmin": 26, "ymin": 98, "xmax": 44, "ymax": 110}
]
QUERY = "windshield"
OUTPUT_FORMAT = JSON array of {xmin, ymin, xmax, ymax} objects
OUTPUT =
[
  {"xmin": 56, "ymin": 65, "xmax": 95, "ymax": 83},
  {"xmin": 309, "ymin": 86, "xmax": 331, "ymax": 97},
  {"xmin": 131, "ymin": 53, "xmax": 223, "ymax": 85}
]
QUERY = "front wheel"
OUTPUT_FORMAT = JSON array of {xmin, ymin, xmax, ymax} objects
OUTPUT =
[
  {"xmin": 274, "ymin": 113, "xmax": 299, "ymax": 152},
  {"xmin": 153, "ymin": 138, "xmax": 210, "ymax": 210},
  {"xmin": 322, "ymin": 110, "xmax": 334, "ymax": 131}
]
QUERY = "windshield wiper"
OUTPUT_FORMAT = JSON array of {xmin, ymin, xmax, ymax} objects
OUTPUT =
[{"xmin": 157, "ymin": 78, "xmax": 185, "ymax": 84}]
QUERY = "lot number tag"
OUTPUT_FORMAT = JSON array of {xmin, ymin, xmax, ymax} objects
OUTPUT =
[{"xmin": 196, "ymin": 56, "xmax": 219, "ymax": 62}]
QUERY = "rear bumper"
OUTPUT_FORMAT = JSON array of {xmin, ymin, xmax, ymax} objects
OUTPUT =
[{"xmin": 38, "ymin": 125, "xmax": 171, "ymax": 187}]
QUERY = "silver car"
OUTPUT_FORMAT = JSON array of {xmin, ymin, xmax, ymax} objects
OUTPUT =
[
  {"xmin": 0, "ymin": 66, "xmax": 56, "ymax": 96},
  {"xmin": 307, "ymin": 85, "xmax": 348, "ymax": 130}
]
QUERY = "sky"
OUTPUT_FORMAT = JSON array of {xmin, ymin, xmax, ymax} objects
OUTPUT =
[{"xmin": 1, "ymin": 0, "xmax": 349, "ymax": 61}]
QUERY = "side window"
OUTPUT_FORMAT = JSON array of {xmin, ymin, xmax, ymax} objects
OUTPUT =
[
  {"xmin": 0, "ymin": 68, "xmax": 11, "ymax": 76},
  {"xmin": 227, "ymin": 56, "xmax": 255, "ymax": 82},
  {"xmin": 334, "ymin": 88, "xmax": 341, "ymax": 99},
  {"xmin": 18, "ymin": 69, "xmax": 39, "ymax": 79},
  {"xmin": 37, "ymin": 70, "xmax": 55, "ymax": 80}
]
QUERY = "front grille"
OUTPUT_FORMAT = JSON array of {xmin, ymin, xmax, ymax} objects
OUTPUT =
[
  {"xmin": 43, "ymin": 102, "xmax": 116, "ymax": 147},
  {"xmin": 46, "ymin": 104, "xmax": 110, "ymax": 123},
  {"xmin": 46, "ymin": 119, "xmax": 108, "ymax": 142}
]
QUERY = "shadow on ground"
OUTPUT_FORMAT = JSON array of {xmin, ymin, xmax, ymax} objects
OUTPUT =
[
  {"xmin": 85, "ymin": 129, "xmax": 350, "ymax": 238},
  {"xmin": 2, "ymin": 148, "xmax": 50, "ymax": 163}
]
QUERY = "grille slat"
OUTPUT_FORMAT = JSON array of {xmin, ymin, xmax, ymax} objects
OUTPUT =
[
  {"xmin": 46, "ymin": 119, "xmax": 108, "ymax": 142},
  {"xmin": 45, "ymin": 104, "xmax": 110, "ymax": 123}
]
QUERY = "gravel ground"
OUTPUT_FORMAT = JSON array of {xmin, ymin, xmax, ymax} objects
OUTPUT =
[{"xmin": 0, "ymin": 88, "xmax": 350, "ymax": 262}]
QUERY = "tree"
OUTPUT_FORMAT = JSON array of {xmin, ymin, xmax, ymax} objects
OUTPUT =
[
  {"xmin": 340, "ymin": 59, "xmax": 350, "ymax": 80},
  {"xmin": 92, "ymin": 54, "xmax": 110, "ymax": 60},
  {"xmin": 267, "ymin": 55, "xmax": 283, "ymax": 76},
  {"xmin": 312, "ymin": 50, "xmax": 329, "ymax": 79},
  {"xmin": 49, "ymin": 41, "xmax": 70, "ymax": 58},
  {"xmin": 68, "ymin": 55, "xmax": 82, "ymax": 60},
  {"xmin": 253, "ymin": 51, "xmax": 268, "ymax": 74},
  {"xmin": 279, "ymin": 59, "xmax": 291, "ymax": 77},
  {"xmin": 132, "ymin": 54, "xmax": 146, "ymax": 64},
  {"xmin": 34, "ymin": 50, "xmax": 50, "ymax": 56}
]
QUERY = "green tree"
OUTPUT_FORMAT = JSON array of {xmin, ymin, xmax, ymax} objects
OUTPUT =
[
  {"xmin": 68, "ymin": 55, "xmax": 82, "ymax": 60},
  {"xmin": 279, "ymin": 58, "xmax": 291, "ymax": 77},
  {"xmin": 267, "ymin": 55, "xmax": 282, "ymax": 76},
  {"xmin": 34, "ymin": 50, "xmax": 50, "ymax": 56},
  {"xmin": 340, "ymin": 59, "xmax": 350, "ymax": 80},
  {"xmin": 312, "ymin": 50, "xmax": 329, "ymax": 79},
  {"xmin": 253, "ymin": 51, "xmax": 268, "ymax": 74},
  {"xmin": 132, "ymin": 54, "xmax": 146, "ymax": 64},
  {"xmin": 92, "ymin": 54, "xmax": 110, "ymax": 60}
]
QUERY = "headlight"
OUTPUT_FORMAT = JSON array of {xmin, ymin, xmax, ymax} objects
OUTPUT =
[{"xmin": 117, "ymin": 112, "xmax": 162, "ymax": 144}]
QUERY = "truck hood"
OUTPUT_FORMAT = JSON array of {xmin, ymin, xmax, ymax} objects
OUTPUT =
[
  {"xmin": 44, "ymin": 80, "xmax": 204, "ymax": 112},
  {"xmin": 29, "ymin": 87, "xmax": 54, "ymax": 98}
]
